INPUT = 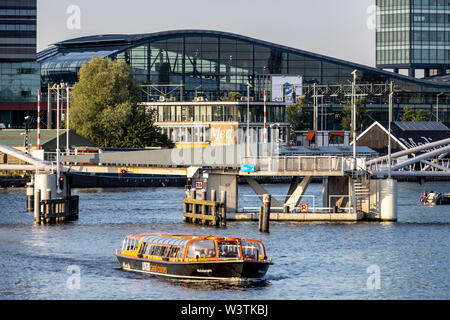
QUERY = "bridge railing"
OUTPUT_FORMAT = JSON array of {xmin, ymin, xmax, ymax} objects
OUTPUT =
[{"xmin": 242, "ymin": 156, "xmax": 365, "ymax": 173}]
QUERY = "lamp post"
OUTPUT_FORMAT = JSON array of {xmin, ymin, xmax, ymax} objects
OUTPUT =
[
  {"xmin": 351, "ymin": 70, "xmax": 357, "ymax": 172},
  {"xmin": 195, "ymin": 85, "xmax": 201, "ymax": 98},
  {"xmin": 66, "ymin": 86, "xmax": 70, "ymax": 154},
  {"xmin": 388, "ymin": 81, "xmax": 394, "ymax": 179},
  {"xmin": 56, "ymin": 83, "xmax": 61, "ymax": 193},
  {"xmin": 436, "ymin": 92, "xmax": 443, "ymax": 122},
  {"xmin": 351, "ymin": 70, "xmax": 358, "ymax": 214},
  {"xmin": 246, "ymin": 81, "xmax": 252, "ymax": 157}
]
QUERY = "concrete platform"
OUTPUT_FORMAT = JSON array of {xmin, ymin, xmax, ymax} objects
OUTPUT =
[{"xmin": 227, "ymin": 212, "xmax": 365, "ymax": 222}]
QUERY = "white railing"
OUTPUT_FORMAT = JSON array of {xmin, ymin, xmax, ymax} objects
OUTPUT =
[{"xmin": 242, "ymin": 156, "xmax": 366, "ymax": 173}]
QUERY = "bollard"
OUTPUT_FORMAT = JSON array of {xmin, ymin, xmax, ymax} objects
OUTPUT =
[
  {"xmin": 258, "ymin": 206, "xmax": 263, "ymax": 231},
  {"xmin": 200, "ymin": 190, "xmax": 207, "ymax": 225},
  {"xmin": 211, "ymin": 190, "xmax": 217, "ymax": 226},
  {"xmin": 33, "ymin": 189, "xmax": 41, "ymax": 224},
  {"xmin": 220, "ymin": 190, "xmax": 227, "ymax": 228},
  {"xmin": 26, "ymin": 183, "xmax": 34, "ymax": 212},
  {"xmin": 260, "ymin": 194, "xmax": 271, "ymax": 232},
  {"xmin": 191, "ymin": 189, "xmax": 197, "ymax": 223}
]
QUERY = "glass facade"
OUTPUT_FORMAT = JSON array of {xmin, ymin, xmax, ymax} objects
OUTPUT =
[
  {"xmin": 39, "ymin": 30, "xmax": 450, "ymax": 102},
  {"xmin": 0, "ymin": 0, "xmax": 37, "ymax": 62},
  {"xmin": 0, "ymin": 0, "xmax": 39, "ymax": 128},
  {"xmin": 35, "ymin": 29, "xmax": 450, "ymax": 128},
  {"xmin": 376, "ymin": 0, "xmax": 450, "ymax": 75},
  {"xmin": 150, "ymin": 102, "xmax": 285, "ymax": 123},
  {"xmin": 0, "ymin": 61, "xmax": 39, "ymax": 102}
]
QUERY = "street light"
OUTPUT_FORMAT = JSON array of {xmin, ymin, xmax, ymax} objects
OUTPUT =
[
  {"xmin": 436, "ymin": 92, "xmax": 443, "ymax": 122},
  {"xmin": 351, "ymin": 69, "xmax": 358, "ymax": 215},
  {"xmin": 66, "ymin": 85, "xmax": 70, "ymax": 154},
  {"xmin": 351, "ymin": 70, "xmax": 357, "ymax": 172},
  {"xmin": 246, "ymin": 81, "xmax": 252, "ymax": 157},
  {"xmin": 195, "ymin": 85, "xmax": 201, "ymax": 98},
  {"xmin": 388, "ymin": 81, "xmax": 394, "ymax": 179}
]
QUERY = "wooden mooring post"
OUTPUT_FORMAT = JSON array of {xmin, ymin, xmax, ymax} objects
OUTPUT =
[
  {"xmin": 183, "ymin": 189, "xmax": 226, "ymax": 227},
  {"xmin": 259, "ymin": 194, "xmax": 271, "ymax": 232},
  {"xmin": 35, "ymin": 196, "xmax": 79, "ymax": 224}
]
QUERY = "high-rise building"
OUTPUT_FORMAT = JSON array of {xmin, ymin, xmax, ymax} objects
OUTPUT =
[
  {"xmin": 376, "ymin": 0, "xmax": 450, "ymax": 78},
  {"xmin": 0, "ymin": 0, "xmax": 39, "ymax": 128}
]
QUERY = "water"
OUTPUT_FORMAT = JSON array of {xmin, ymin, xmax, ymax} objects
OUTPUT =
[{"xmin": 0, "ymin": 182, "xmax": 449, "ymax": 300}]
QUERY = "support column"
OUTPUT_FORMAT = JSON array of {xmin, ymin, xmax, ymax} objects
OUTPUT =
[
  {"xmin": 324, "ymin": 176, "xmax": 350, "ymax": 213},
  {"xmin": 245, "ymin": 177, "xmax": 282, "ymax": 209},
  {"xmin": 379, "ymin": 178, "xmax": 398, "ymax": 221},
  {"xmin": 284, "ymin": 176, "xmax": 312, "ymax": 212},
  {"xmin": 204, "ymin": 173, "xmax": 238, "ymax": 213}
]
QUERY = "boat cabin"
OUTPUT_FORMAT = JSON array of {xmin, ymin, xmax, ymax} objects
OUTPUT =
[{"xmin": 119, "ymin": 233, "xmax": 268, "ymax": 263}]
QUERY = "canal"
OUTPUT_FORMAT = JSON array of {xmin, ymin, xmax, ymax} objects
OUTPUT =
[{"xmin": 0, "ymin": 182, "xmax": 449, "ymax": 299}]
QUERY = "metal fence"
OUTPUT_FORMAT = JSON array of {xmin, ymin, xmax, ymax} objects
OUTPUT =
[{"xmin": 242, "ymin": 156, "xmax": 362, "ymax": 173}]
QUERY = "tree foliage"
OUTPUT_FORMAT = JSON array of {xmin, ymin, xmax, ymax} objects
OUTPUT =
[
  {"xmin": 220, "ymin": 91, "xmax": 242, "ymax": 101},
  {"xmin": 285, "ymin": 98, "xmax": 312, "ymax": 130},
  {"xmin": 69, "ymin": 57, "xmax": 173, "ymax": 148},
  {"xmin": 341, "ymin": 98, "xmax": 371, "ymax": 133},
  {"xmin": 400, "ymin": 106, "xmax": 416, "ymax": 121},
  {"xmin": 400, "ymin": 106, "xmax": 429, "ymax": 122}
]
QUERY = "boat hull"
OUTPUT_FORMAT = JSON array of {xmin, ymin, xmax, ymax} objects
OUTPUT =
[{"xmin": 115, "ymin": 253, "xmax": 271, "ymax": 280}]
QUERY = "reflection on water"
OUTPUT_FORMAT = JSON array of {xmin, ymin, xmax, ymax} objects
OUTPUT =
[{"xmin": 0, "ymin": 182, "xmax": 449, "ymax": 299}]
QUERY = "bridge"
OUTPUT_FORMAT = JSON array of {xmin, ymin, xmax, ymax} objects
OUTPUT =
[{"xmin": 1, "ymin": 137, "xmax": 450, "ymax": 224}]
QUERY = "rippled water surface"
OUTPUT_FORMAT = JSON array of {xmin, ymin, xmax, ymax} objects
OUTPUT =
[{"xmin": 0, "ymin": 182, "xmax": 449, "ymax": 300}]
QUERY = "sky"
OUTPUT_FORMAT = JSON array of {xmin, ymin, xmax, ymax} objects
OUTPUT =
[{"xmin": 37, "ymin": 0, "xmax": 377, "ymax": 67}]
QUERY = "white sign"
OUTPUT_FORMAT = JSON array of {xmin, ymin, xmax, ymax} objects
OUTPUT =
[{"xmin": 271, "ymin": 75, "xmax": 303, "ymax": 104}]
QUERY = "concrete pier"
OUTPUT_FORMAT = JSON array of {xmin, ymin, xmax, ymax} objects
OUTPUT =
[
  {"xmin": 33, "ymin": 173, "xmax": 79, "ymax": 224},
  {"xmin": 228, "ymin": 212, "xmax": 365, "ymax": 222}
]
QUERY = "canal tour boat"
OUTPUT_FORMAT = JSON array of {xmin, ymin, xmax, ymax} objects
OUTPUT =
[{"xmin": 115, "ymin": 233, "xmax": 273, "ymax": 280}]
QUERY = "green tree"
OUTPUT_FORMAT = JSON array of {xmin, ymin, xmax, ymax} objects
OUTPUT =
[
  {"xmin": 285, "ymin": 98, "xmax": 312, "ymax": 130},
  {"xmin": 121, "ymin": 108, "xmax": 174, "ymax": 148},
  {"xmin": 220, "ymin": 91, "xmax": 242, "ymax": 101},
  {"xmin": 69, "ymin": 57, "xmax": 173, "ymax": 148},
  {"xmin": 341, "ymin": 98, "xmax": 371, "ymax": 133},
  {"xmin": 400, "ymin": 106, "xmax": 416, "ymax": 121},
  {"xmin": 400, "ymin": 106, "xmax": 429, "ymax": 122},
  {"xmin": 414, "ymin": 109, "xmax": 429, "ymax": 121}
]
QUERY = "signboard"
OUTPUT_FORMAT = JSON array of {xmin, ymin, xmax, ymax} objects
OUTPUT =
[
  {"xmin": 271, "ymin": 75, "xmax": 303, "ymax": 104},
  {"xmin": 210, "ymin": 123, "xmax": 238, "ymax": 146},
  {"xmin": 240, "ymin": 164, "xmax": 255, "ymax": 172},
  {"xmin": 299, "ymin": 203, "xmax": 309, "ymax": 213},
  {"xmin": 194, "ymin": 180, "xmax": 204, "ymax": 190}
]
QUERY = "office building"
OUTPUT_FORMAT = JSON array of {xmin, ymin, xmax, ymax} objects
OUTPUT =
[
  {"xmin": 0, "ymin": 0, "xmax": 39, "ymax": 128},
  {"xmin": 376, "ymin": 0, "xmax": 450, "ymax": 77}
]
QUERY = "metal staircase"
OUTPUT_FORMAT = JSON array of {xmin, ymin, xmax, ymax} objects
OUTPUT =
[{"xmin": 353, "ymin": 175, "xmax": 370, "ymax": 213}]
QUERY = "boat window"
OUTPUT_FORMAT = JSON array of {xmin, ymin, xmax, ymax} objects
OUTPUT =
[
  {"xmin": 186, "ymin": 240, "xmax": 216, "ymax": 259},
  {"xmin": 122, "ymin": 237, "xmax": 139, "ymax": 251},
  {"xmin": 139, "ymin": 242, "xmax": 149, "ymax": 255},
  {"xmin": 161, "ymin": 246, "xmax": 170, "ymax": 257},
  {"xmin": 217, "ymin": 241, "xmax": 241, "ymax": 259},
  {"xmin": 150, "ymin": 245, "xmax": 162, "ymax": 256},
  {"xmin": 241, "ymin": 240, "xmax": 264, "ymax": 260},
  {"xmin": 169, "ymin": 246, "xmax": 182, "ymax": 259}
]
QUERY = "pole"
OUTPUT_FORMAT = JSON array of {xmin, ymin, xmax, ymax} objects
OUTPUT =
[
  {"xmin": 436, "ymin": 93, "xmax": 442, "ymax": 122},
  {"xmin": 66, "ymin": 86, "xmax": 70, "ymax": 154},
  {"xmin": 263, "ymin": 89, "xmax": 267, "ymax": 144},
  {"xmin": 313, "ymin": 83, "xmax": 317, "ymax": 132},
  {"xmin": 351, "ymin": 70, "xmax": 357, "ymax": 172},
  {"xmin": 351, "ymin": 70, "xmax": 358, "ymax": 214},
  {"xmin": 56, "ymin": 84, "xmax": 61, "ymax": 194},
  {"xmin": 388, "ymin": 81, "xmax": 393, "ymax": 179},
  {"xmin": 37, "ymin": 89, "xmax": 40, "ymax": 150},
  {"xmin": 47, "ymin": 84, "xmax": 52, "ymax": 129},
  {"xmin": 246, "ymin": 82, "xmax": 251, "ymax": 157}
]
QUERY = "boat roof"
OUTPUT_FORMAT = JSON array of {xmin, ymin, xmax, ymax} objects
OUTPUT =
[{"xmin": 124, "ymin": 232, "xmax": 258, "ymax": 246}]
